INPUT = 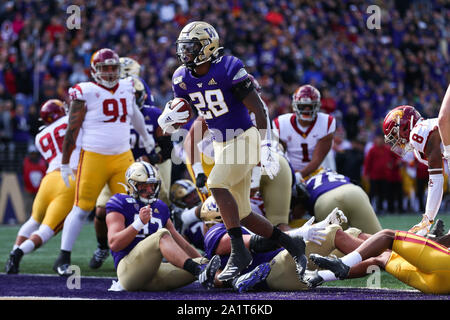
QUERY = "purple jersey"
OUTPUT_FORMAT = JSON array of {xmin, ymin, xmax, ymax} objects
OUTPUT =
[
  {"xmin": 130, "ymin": 106, "xmax": 161, "ymax": 159},
  {"xmin": 140, "ymin": 76, "xmax": 156, "ymax": 107},
  {"xmin": 105, "ymin": 193, "xmax": 170, "ymax": 269},
  {"xmin": 204, "ymin": 223, "xmax": 282, "ymax": 273},
  {"xmin": 305, "ymin": 169, "xmax": 351, "ymax": 206},
  {"xmin": 172, "ymin": 55, "xmax": 254, "ymax": 141},
  {"xmin": 182, "ymin": 221, "xmax": 205, "ymax": 251}
]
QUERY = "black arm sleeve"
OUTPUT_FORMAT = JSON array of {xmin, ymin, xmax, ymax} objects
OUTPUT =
[
  {"xmin": 155, "ymin": 135, "xmax": 174, "ymax": 161},
  {"xmin": 230, "ymin": 77, "xmax": 255, "ymax": 101}
]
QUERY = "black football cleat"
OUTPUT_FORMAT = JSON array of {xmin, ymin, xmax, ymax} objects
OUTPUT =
[
  {"xmin": 232, "ymin": 262, "xmax": 271, "ymax": 293},
  {"xmin": 309, "ymin": 254, "xmax": 350, "ymax": 280},
  {"xmin": 5, "ymin": 248, "xmax": 24, "ymax": 274},
  {"xmin": 89, "ymin": 247, "xmax": 110, "ymax": 269},
  {"xmin": 198, "ymin": 254, "xmax": 221, "ymax": 289},
  {"xmin": 291, "ymin": 236, "xmax": 308, "ymax": 283},
  {"xmin": 217, "ymin": 246, "xmax": 253, "ymax": 282},
  {"xmin": 304, "ymin": 270, "xmax": 325, "ymax": 289},
  {"xmin": 428, "ymin": 219, "xmax": 445, "ymax": 238},
  {"xmin": 53, "ymin": 251, "xmax": 73, "ymax": 277}
]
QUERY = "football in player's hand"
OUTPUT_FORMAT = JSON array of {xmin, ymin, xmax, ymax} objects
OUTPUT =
[{"xmin": 169, "ymin": 97, "xmax": 193, "ymax": 127}]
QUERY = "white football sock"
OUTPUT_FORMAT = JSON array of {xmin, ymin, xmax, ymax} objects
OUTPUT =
[
  {"xmin": 341, "ymin": 251, "xmax": 363, "ymax": 268},
  {"xmin": 19, "ymin": 239, "xmax": 35, "ymax": 255},
  {"xmin": 318, "ymin": 270, "xmax": 337, "ymax": 282},
  {"xmin": 61, "ymin": 206, "xmax": 90, "ymax": 252},
  {"xmin": 17, "ymin": 217, "xmax": 40, "ymax": 239}
]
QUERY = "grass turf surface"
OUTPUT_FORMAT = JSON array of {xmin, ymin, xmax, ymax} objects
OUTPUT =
[{"xmin": 1, "ymin": 213, "xmax": 449, "ymax": 291}]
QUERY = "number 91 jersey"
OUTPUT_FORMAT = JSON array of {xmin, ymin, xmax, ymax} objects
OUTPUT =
[
  {"xmin": 409, "ymin": 118, "xmax": 442, "ymax": 166},
  {"xmin": 68, "ymin": 78, "xmax": 136, "ymax": 155}
]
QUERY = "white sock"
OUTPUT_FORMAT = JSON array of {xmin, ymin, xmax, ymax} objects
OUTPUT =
[
  {"xmin": 61, "ymin": 206, "xmax": 90, "ymax": 252},
  {"xmin": 318, "ymin": 270, "xmax": 337, "ymax": 282},
  {"xmin": 17, "ymin": 217, "xmax": 40, "ymax": 239},
  {"xmin": 19, "ymin": 239, "xmax": 35, "ymax": 255},
  {"xmin": 13, "ymin": 244, "xmax": 19, "ymax": 250},
  {"xmin": 341, "ymin": 251, "xmax": 363, "ymax": 268}
]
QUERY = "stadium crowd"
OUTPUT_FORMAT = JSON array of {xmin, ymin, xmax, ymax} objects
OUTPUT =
[{"xmin": 0, "ymin": 0, "xmax": 449, "ymax": 214}]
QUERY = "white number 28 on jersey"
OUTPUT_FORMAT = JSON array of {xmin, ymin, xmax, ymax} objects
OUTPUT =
[{"xmin": 189, "ymin": 89, "xmax": 229, "ymax": 119}]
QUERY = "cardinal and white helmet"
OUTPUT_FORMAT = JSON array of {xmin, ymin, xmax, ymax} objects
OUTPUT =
[
  {"xmin": 292, "ymin": 85, "xmax": 321, "ymax": 122},
  {"xmin": 90, "ymin": 48, "xmax": 121, "ymax": 88}
]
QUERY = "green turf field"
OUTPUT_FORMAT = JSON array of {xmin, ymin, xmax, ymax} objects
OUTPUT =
[{"xmin": 1, "ymin": 213, "xmax": 449, "ymax": 290}]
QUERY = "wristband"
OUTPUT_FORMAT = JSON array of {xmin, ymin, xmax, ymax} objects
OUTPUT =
[{"xmin": 131, "ymin": 217, "xmax": 145, "ymax": 231}]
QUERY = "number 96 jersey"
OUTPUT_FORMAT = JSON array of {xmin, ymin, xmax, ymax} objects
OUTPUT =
[
  {"xmin": 35, "ymin": 115, "xmax": 81, "ymax": 173},
  {"xmin": 409, "ymin": 118, "xmax": 442, "ymax": 166},
  {"xmin": 68, "ymin": 78, "xmax": 136, "ymax": 155}
]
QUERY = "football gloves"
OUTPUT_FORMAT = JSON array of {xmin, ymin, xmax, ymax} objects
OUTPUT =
[
  {"xmin": 289, "ymin": 216, "xmax": 327, "ymax": 245},
  {"xmin": 157, "ymin": 100, "xmax": 190, "ymax": 134},
  {"xmin": 60, "ymin": 163, "xmax": 75, "ymax": 187},
  {"xmin": 260, "ymin": 141, "xmax": 279, "ymax": 180}
]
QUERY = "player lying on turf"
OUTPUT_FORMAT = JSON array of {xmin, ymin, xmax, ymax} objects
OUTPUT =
[
  {"xmin": 305, "ymin": 228, "xmax": 450, "ymax": 294},
  {"xmin": 105, "ymin": 161, "xmax": 220, "ymax": 291},
  {"xmin": 197, "ymin": 196, "xmax": 375, "ymax": 292}
]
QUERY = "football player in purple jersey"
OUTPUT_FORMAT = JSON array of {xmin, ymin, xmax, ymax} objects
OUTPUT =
[
  {"xmin": 297, "ymin": 169, "xmax": 382, "ymax": 235},
  {"xmin": 158, "ymin": 21, "xmax": 307, "ymax": 282},
  {"xmin": 105, "ymin": 161, "xmax": 220, "ymax": 291}
]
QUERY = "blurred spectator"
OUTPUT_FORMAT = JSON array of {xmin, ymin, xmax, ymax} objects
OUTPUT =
[
  {"xmin": 335, "ymin": 138, "xmax": 365, "ymax": 186},
  {"xmin": 11, "ymin": 103, "xmax": 30, "ymax": 164},
  {"xmin": 363, "ymin": 134, "xmax": 391, "ymax": 213},
  {"xmin": 386, "ymin": 150, "xmax": 404, "ymax": 213},
  {"xmin": 416, "ymin": 159, "xmax": 429, "ymax": 213},
  {"xmin": 22, "ymin": 144, "xmax": 47, "ymax": 215}
]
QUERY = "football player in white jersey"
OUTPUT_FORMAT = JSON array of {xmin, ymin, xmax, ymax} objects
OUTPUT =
[
  {"xmin": 5, "ymin": 100, "xmax": 81, "ymax": 274},
  {"xmin": 383, "ymin": 105, "xmax": 444, "ymax": 236},
  {"xmin": 272, "ymin": 85, "xmax": 336, "ymax": 183},
  {"xmin": 53, "ymin": 48, "xmax": 155, "ymax": 276},
  {"xmin": 438, "ymin": 84, "xmax": 450, "ymax": 166}
]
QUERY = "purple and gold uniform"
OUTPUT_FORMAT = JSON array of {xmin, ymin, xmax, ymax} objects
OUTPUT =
[
  {"xmin": 305, "ymin": 169, "xmax": 382, "ymax": 234},
  {"xmin": 182, "ymin": 221, "xmax": 205, "ymax": 251},
  {"xmin": 105, "ymin": 193, "xmax": 203, "ymax": 291},
  {"xmin": 204, "ymin": 223, "xmax": 282, "ymax": 273},
  {"xmin": 172, "ymin": 55, "xmax": 259, "ymax": 219},
  {"xmin": 106, "ymin": 193, "xmax": 170, "ymax": 269},
  {"xmin": 385, "ymin": 231, "xmax": 450, "ymax": 294}
]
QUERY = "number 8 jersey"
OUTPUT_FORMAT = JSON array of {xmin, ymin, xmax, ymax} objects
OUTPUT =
[
  {"xmin": 409, "ymin": 118, "xmax": 442, "ymax": 166},
  {"xmin": 68, "ymin": 78, "xmax": 136, "ymax": 155}
]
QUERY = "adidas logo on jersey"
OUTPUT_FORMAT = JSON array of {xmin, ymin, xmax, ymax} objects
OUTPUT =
[{"xmin": 208, "ymin": 78, "xmax": 217, "ymax": 86}]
